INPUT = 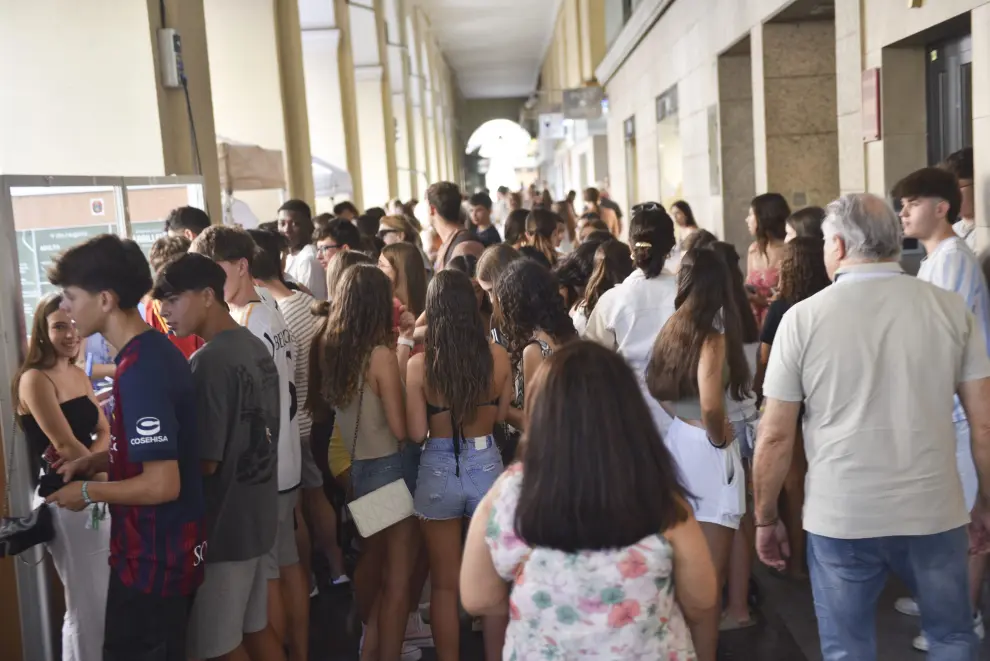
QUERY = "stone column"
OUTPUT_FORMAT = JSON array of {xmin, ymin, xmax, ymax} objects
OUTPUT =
[
  {"xmin": 972, "ymin": 4, "xmax": 990, "ymax": 250},
  {"xmin": 275, "ymin": 0, "xmax": 315, "ymax": 205},
  {"xmin": 302, "ymin": 0, "xmax": 363, "ymax": 211},
  {"xmin": 151, "ymin": 0, "xmax": 223, "ymax": 221},
  {"xmin": 752, "ymin": 20, "xmax": 840, "ymax": 209},
  {"xmin": 350, "ymin": 0, "xmax": 398, "ymax": 208}
]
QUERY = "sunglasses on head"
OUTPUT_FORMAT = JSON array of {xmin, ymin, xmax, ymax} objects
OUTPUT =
[{"xmin": 632, "ymin": 202, "xmax": 664, "ymax": 213}]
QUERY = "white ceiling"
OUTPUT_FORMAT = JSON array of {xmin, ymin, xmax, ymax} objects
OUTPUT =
[{"xmin": 418, "ymin": 0, "xmax": 561, "ymax": 99}]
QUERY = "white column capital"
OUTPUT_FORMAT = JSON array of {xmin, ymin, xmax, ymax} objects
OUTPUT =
[
  {"xmin": 301, "ymin": 27, "xmax": 342, "ymax": 50},
  {"xmin": 355, "ymin": 64, "xmax": 384, "ymax": 81}
]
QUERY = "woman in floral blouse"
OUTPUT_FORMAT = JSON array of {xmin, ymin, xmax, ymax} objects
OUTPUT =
[{"xmin": 459, "ymin": 341, "xmax": 719, "ymax": 660}]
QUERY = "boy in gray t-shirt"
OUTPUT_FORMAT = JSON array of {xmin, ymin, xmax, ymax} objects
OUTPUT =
[{"xmin": 152, "ymin": 253, "xmax": 283, "ymax": 660}]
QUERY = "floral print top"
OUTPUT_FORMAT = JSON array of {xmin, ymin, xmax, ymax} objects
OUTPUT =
[{"xmin": 485, "ymin": 467, "xmax": 697, "ymax": 660}]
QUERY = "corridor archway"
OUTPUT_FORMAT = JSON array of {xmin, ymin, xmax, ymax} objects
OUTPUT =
[{"xmin": 465, "ymin": 119, "xmax": 532, "ymax": 192}]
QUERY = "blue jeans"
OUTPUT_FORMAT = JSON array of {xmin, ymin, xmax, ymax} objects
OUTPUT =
[
  {"xmin": 350, "ymin": 452, "xmax": 407, "ymax": 499},
  {"xmin": 414, "ymin": 436, "xmax": 503, "ymax": 520},
  {"xmin": 807, "ymin": 527, "xmax": 977, "ymax": 661}
]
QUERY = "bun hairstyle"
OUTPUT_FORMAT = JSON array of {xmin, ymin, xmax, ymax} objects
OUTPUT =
[{"xmin": 629, "ymin": 207, "xmax": 676, "ymax": 278}]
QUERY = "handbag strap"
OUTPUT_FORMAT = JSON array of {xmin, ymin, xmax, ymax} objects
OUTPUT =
[{"xmin": 348, "ymin": 378, "xmax": 365, "ymax": 461}]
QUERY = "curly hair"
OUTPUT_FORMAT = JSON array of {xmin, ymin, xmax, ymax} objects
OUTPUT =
[
  {"xmin": 777, "ymin": 237, "xmax": 830, "ymax": 304},
  {"xmin": 583, "ymin": 240, "xmax": 634, "ymax": 314},
  {"xmin": 647, "ymin": 247, "xmax": 751, "ymax": 403},
  {"xmin": 492, "ymin": 258, "xmax": 577, "ymax": 368},
  {"xmin": 425, "ymin": 270, "xmax": 493, "ymax": 429},
  {"xmin": 309, "ymin": 264, "xmax": 395, "ymax": 413}
]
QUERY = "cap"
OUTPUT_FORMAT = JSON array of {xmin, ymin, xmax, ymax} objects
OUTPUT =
[{"xmin": 151, "ymin": 252, "xmax": 227, "ymax": 302}]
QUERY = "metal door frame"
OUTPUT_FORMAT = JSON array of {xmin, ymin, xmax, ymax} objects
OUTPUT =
[{"xmin": 0, "ymin": 174, "xmax": 203, "ymax": 661}]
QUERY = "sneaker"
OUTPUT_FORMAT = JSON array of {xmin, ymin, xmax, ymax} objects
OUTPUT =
[
  {"xmin": 894, "ymin": 597, "xmax": 920, "ymax": 617},
  {"xmin": 912, "ymin": 612, "xmax": 985, "ymax": 652},
  {"xmin": 331, "ymin": 574, "xmax": 351, "ymax": 587},
  {"xmin": 400, "ymin": 642, "xmax": 423, "ymax": 661},
  {"xmin": 404, "ymin": 612, "xmax": 434, "ymax": 648}
]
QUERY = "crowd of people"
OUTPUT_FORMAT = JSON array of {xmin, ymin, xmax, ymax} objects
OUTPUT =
[{"xmin": 12, "ymin": 147, "xmax": 990, "ymax": 661}]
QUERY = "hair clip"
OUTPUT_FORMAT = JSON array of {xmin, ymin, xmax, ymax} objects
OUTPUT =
[{"xmin": 634, "ymin": 242, "xmax": 653, "ymax": 249}]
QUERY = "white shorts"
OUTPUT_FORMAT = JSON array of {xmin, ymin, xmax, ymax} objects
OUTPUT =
[
  {"xmin": 186, "ymin": 557, "xmax": 268, "ymax": 659},
  {"xmin": 955, "ymin": 418, "xmax": 978, "ymax": 511},
  {"xmin": 666, "ymin": 418, "xmax": 745, "ymax": 529}
]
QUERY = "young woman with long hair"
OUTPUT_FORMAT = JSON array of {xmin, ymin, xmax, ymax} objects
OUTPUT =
[
  {"xmin": 553, "ymin": 236, "xmax": 608, "ymax": 313},
  {"xmin": 745, "ymin": 193, "xmax": 791, "ymax": 326},
  {"xmin": 460, "ymin": 342, "xmax": 719, "ymax": 661},
  {"xmin": 647, "ymin": 247, "xmax": 750, "ymax": 596},
  {"xmin": 784, "ymin": 206, "xmax": 825, "ymax": 243},
  {"xmin": 13, "ymin": 294, "xmax": 111, "ymax": 661},
  {"xmin": 524, "ymin": 208, "xmax": 561, "ymax": 267},
  {"xmin": 753, "ymin": 237, "xmax": 830, "ymax": 579},
  {"xmin": 308, "ymin": 264, "xmax": 415, "ymax": 661},
  {"xmin": 571, "ymin": 239, "xmax": 633, "ymax": 336},
  {"xmin": 502, "ymin": 209, "xmax": 528, "ymax": 251},
  {"xmin": 379, "ymin": 242, "xmax": 428, "ymax": 319},
  {"xmin": 552, "ymin": 200, "xmax": 578, "ymax": 254},
  {"xmin": 712, "ymin": 240, "xmax": 762, "ymax": 630},
  {"xmin": 493, "ymin": 259, "xmax": 577, "ymax": 436},
  {"xmin": 669, "ymin": 200, "xmax": 700, "ymax": 271},
  {"xmin": 405, "ymin": 270, "xmax": 513, "ymax": 661}
]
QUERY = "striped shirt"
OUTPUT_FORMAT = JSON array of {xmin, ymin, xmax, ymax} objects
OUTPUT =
[
  {"xmin": 278, "ymin": 291, "xmax": 320, "ymax": 441},
  {"xmin": 917, "ymin": 235, "xmax": 990, "ymax": 421}
]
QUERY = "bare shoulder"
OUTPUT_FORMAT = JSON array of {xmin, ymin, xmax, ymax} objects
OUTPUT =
[{"xmin": 369, "ymin": 344, "xmax": 398, "ymax": 372}]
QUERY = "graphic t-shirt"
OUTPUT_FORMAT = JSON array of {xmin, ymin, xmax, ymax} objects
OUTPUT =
[
  {"xmin": 109, "ymin": 330, "xmax": 204, "ymax": 596},
  {"xmin": 190, "ymin": 327, "xmax": 279, "ymax": 562},
  {"xmin": 231, "ymin": 301, "xmax": 302, "ymax": 491},
  {"xmin": 277, "ymin": 291, "xmax": 319, "ymax": 441}
]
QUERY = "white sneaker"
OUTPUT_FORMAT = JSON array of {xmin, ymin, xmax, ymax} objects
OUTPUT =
[
  {"xmin": 894, "ymin": 597, "xmax": 920, "ymax": 617},
  {"xmin": 400, "ymin": 642, "xmax": 423, "ymax": 661},
  {"xmin": 404, "ymin": 611, "xmax": 434, "ymax": 648},
  {"xmin": 912, "ymin": 612, "xmax": 985, "ymax": 652}
]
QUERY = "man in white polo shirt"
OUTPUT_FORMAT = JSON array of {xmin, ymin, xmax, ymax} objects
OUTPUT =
[
  {"xmin": 753, "ymin": 193, "xmax": 990, "ymax": 661},
  {"xmin": 896, "ymin": 166, "xmax": 990, "ymax": 650}
]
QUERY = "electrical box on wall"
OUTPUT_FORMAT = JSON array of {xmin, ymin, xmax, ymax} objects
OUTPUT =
[{"xmin": 157, "ymin": 28, "xmax": 184, "ymax": 89}]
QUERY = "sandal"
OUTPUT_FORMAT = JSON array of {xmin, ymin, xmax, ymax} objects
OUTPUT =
[{"xmin": 719, "ymin": 611, "xmax": 757, "ymax": 631}]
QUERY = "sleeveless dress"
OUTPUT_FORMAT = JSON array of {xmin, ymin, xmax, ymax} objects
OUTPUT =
[
  {"xmin": 486, "ymin": 466, "xmax": 697, "ymax": 660},
  {"xmin": 746, "ymin": 267, "xmax": 779, "ymax": 328}
]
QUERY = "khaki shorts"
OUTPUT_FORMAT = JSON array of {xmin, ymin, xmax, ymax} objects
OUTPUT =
[
  {"xmin": 186, "ymin": 557, "xmax": 268, "ymax": 659},
  {"xmin": 263, "ymin": 491, "xmax": 300, "ymax": 579}
]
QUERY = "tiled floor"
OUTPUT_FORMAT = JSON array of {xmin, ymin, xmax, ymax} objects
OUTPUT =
[{"xmin": 309, "ymin": 566, "xmax": 990, "ymax": 661}]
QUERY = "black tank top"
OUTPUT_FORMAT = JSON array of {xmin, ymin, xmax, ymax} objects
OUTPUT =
[{"xmin": 20, "ymin": 396, "xmax": 99, "ymax": 476}]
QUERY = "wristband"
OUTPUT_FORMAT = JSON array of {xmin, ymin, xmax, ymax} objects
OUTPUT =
[
  {"xmin": 81, "ymin": 481, "xmax": 94, "ymax": 506},
  {"xmin": 397, "ymin": 337, "xmax": 415, "ymax": 348},
  {"xmin": 755, "ymin": 517, "xmax": 778, "ymax": 528}
]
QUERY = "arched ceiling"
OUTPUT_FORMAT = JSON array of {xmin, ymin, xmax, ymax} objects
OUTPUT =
[{"xmin": 417, "ymin": 0, "xmax": 561, "ymax": 99}]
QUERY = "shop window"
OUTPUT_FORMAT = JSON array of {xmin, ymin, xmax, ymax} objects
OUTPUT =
[
  {"xmin": 623, "ymin": 116, "xmax": 638, "ymax": 207},
  {"xmin": 655, "ymin": 86, "xmax": 683, "ymax": 210}
]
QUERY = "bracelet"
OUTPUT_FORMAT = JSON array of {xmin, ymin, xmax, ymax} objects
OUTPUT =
[
  {"xmin": 755, "ymin": 517, "xmax": 778, "ymax": 528},
  {"xmin": 397, "ymin": 337, "xmax": 415, "ymax": 348},
  {"xmin": 81, "ymin": 481, "xmax": 93, "ymax": 506}
]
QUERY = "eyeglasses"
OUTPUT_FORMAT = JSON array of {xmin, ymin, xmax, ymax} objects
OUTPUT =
[
  {"xmin": 632, "ymin": 202, "xmax": 664, "ymax": 213},
  {"xmin": 316, "ymin": 244, "xmax": 339, "ymax": 254}
]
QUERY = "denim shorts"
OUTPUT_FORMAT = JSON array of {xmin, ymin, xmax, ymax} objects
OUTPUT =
[
  {"xmin": 350, "ymin": 452, "xmax": 407, "ymax": 500},
  {"xmin": 399, "ymin": 441, "xmax": 422, "ymax": 494},
  {"xmin": 414, "ymin": 436, "xmax": 503, "ymax": 521}
]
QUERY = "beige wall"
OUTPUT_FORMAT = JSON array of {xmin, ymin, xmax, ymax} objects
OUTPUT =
[
  {"xmin": 600, "ymin": 0, "xmax": 990, "ymax": 247},
  {"xmin": 0, "ymin": 1, "xmax": 165, "ymax": 176},
  {"xmin": 205, "ymin": 0, "xmax": 287, "ymax": 216}
]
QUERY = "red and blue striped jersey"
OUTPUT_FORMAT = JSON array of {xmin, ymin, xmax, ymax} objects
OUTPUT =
[{"xmin": 108, "ymin": 330, "xmax": 205, "ymax": 596}]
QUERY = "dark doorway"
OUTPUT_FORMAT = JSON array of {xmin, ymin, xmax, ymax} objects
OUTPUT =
[{"xmin": 926, "ymin": 34, "xmax": 972, "ymax": 165}]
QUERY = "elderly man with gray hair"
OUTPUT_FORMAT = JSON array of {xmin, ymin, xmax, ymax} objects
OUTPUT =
[{"xmin": 753, "ymin": 193, "xmax": 990, "ymax": 660}]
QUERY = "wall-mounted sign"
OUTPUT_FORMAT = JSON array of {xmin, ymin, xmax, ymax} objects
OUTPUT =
[
  {"xmin": 656, "ymin": 86, "xmax": 679, "ymax": 123},
  {"xmin": 862, "ymin": 68, "xmax": 881, "ymax": 142},
  {"xmin": 90, "ymin": 198, "xmax": 105, "ymax": 216},
  {"xmin": 563, "ymin": 86, "xmax": 604, "ymax": 120},
  {"xmin": 624, "ymin": 116, "xmax": 636, "ymax": 141},
  {"xmin": 538, "ymin": 113, "xmax": 566, "ymax": 141}
]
